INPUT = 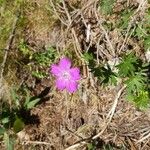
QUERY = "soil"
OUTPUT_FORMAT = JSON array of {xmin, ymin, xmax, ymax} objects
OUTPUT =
[{"xmin": 0, "ymin": 0, "xmax": 150, "ymax": 150}]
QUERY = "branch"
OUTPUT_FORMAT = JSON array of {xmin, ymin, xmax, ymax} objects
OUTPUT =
[
  {"xmin": 65, "ymin": 85, "xmax": 126, "ymax": 150},
  {"xmin": 0, "ymin": 13, "xmax": 19, "ymax": 79}
]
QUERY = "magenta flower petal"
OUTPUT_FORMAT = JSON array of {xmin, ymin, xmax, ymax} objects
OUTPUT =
[
  {"xmin": 66, "ymin": 80, "xmax": 78, "ymax": 93},
  {"xmin": 70, "ymin": 67, "xmax": 81, "ymax": 80},
  {"xmin": 59, "ymin": 58, "xmax": 71, "ymax": 69},
  {"xmin": 50, "ymin": 57, "xmax": 81, "ymax": 93},
  {"xmin": 56, "ymin": 78, "xmax": 66, "ymax": 90},
  {"xmin": 51, "ymin": 64, "xmax": 61, "ymax": 77}
]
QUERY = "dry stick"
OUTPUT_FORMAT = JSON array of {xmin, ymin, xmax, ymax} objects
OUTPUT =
[
  {"xmin": 62, "ymin": 0, "xmax": 89, "ymax": 79},
  {"xmin": 65, "ymin": 85, "xmax": 125, "ymax": 150},
  {"xmin": 106, "ymin": 85, "xmax": 126, "ymax": 122},
  {"xmin": 71, "ymin": 0, "xmax": 96, "ymax": 20},
  {"xmin": 65, "ymin": 127, "xmax": 84, "ymax": 140},
  {"xmin": 141, "ymin": 139, "xmax": 150, "ymax": 150},
  {"xmin": 24, "ymin": 141, "xmax": 51, "ymax": 145},
  {"xmin": 136, "ymin": 131, "xmax": 150, "ymax": 144},
  {"xmin": 97, "ymin": 25, "xmax": 115, "ymax": 57},
  {"xmin": 93, "ymin": 85, "xmax": 126, "ymax": 140},
  {"xmin": 0, "ymin": 15, "xmax": 19, "ymax": 79},
  {"xmin": 49, "ymin": 0, "xmax": 68, "ymax": 26},
  {"xmin": 94, "ymin": 4, "xmax": 115, "ymax": 57},
  {"xmin": 65, "ymin": 141, "xmax": 87, "ymax": 150}
]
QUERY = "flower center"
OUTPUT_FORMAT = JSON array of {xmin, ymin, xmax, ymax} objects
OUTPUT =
[{"xmin": 62, "ymin": 71, "xmax": 70, "ymax": 80}]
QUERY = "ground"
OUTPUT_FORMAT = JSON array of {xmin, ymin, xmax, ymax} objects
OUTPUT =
[{"xmin": 0, "ymin": 0, "xmax": 150, "ymax": 150}]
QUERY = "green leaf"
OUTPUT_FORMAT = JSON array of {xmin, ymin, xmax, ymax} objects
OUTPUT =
[
  {"xmin": 13, "ymin": 118, "xmax": 25, "ymax": 133},
  {"xmin": 100, "ymin": 0, "xmax": 116, "ymax": 15},
  {"xmin": 118, "ymin": 9, "xmax": 133, "ymax": 29},
  {"xmin": 87, "ymin": 143, "xmax": 96, "ymax": 150},
  {"xmin": 134, "ymin": 25, "xmax": 147, "ymax": 39},
  {"xmin": 24, "ymin": 89, "xmax": 31, "ymax": 107},
  {"xmin": 101, "ymin": 66, "xmax": 117, "ymax": 85},
  {"xmin": 133, "ymin": 90, "xmax": 149, "ymax": 109},
  {"xmin": 0, "ymin": 127, "xmax": 6, "ymax": 135},
  {"xmin": 83, "ymin": 52, "xmax": 94, "ymax": 62},
  {"xmin": 33, "ymin": 47, "xmax": 56, "ymax": 66},
  {"xmin": 25, "ymin": 98, "xmax": 40, "ymax": 110},
  {"xmin": 1, "ymin": 117, "xmax": 10, "ymax": 124},
  {"xmin": 3, "ymin": 133, "xmax": 14, "ymax": 150},
  {"xmin": 125, "ymin": 72, "xmax": 146, "ymax": 95},
  {"xmin": 11, "ymin": 89, "xmax": 20, "ymax": 108},
  {"xmin": 32, "ymin": 71, "xmax": 47, "ymax": 79},
  {"xmin": 92, "ymin": 64, "xmax": 118, "ymax": 86},
  {"xmin": 117, "ymin": 53, "xmax": 137, "ymax": 77},
  {"xmin": 144, "ymin": 36, "xmax": 150, "ymax": 51}
]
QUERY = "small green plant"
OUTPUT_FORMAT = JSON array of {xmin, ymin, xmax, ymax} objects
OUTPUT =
[
  {"xmin": 3, "ymin": 132, "xmax": 15, "ymax": 150},
  {"xmin": 132, "ymin": 9, "xmax": 150, "ymax": 51},
  {"xmin": 31, "ymin": 70, "xmax": 47, "ymax": 79},
  {"xmin": 33, "ymin": 47, "xmax": 56, "ymax": 67},
  {"xmin": 23, "ymin": 89, "xmax": 40, "ymax": 110},
  {"xmin": 99, "ymin": 0, "xmax": 116, "ymax": 15},
  {"xmin": 93, "ymin": 65, "xmax": 117, "ymax": 85},
  {"xmin": 31, "ymin": 47, "xmax": 57, "ymax": 79},
  {"xmin": 144, "ymin": 36, "xmax": 150, "ymax": 51},
  {"xmin": 116, "ymin": 53, "xmax": 137, "ymax": 77},
  {"xmin": 0, "ymin": 88, "xmax": 40, "ymax": 149},
  {"xmin": 87, "ymin": 143, "xmax": 96, "ymax": 150},
  {"xmin": 83, "ymin": 52, "xmax": 117, "ymax": 86},
  {"xmin": 84, "ymin": 52, "xmax": 149, "ymax": 109},
  {"xmin": 18, "ymin": 39, "xmax": 33, "ymax": 58},
  {"xmin": 117, "ymin": 9, "xmax": 133, "ymax": 29},
  {"xmin": 117, "ymin": 53, "xmax": 149, "ymax": 109}
]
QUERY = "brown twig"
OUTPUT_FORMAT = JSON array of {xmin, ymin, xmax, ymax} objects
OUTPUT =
[
  {"xmin": 65, "ymin": 85, "xmax": 125, "ymax": 150},
  {"xmin": 0, "ymin": 14, "xmax": 19, "ymax": 79}
]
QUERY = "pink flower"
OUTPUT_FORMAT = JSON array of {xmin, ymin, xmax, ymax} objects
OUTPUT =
[{"xmin": 51, "ymin": 57, "xmax": 81, "ymax": 93}]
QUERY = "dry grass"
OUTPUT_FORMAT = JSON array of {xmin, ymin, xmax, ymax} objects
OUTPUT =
[{"xmin": 0, "ymin": 0, "xmax": 150, "ymax": 150}]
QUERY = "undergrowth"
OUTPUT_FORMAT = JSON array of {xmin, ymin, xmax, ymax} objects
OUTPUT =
[{"xmin": 0, "ymin": 0, "xmax": 150, "ymax": 150}]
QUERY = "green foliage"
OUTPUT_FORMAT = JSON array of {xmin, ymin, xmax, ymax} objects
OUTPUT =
[
  {"xmin": 117, "ymin": 9, "xmax": 133, "ymax": 29},
  {"xmin": 0, "ymin": 127, "xmax": 6, "ymax": 135},
  {"xmin": 11, "ymin": 88, "xmax": 20, "ymax": 108},
  {"xmin": 24, "ymin": 94, "xmax": 40, "ymax": 110},
  {"xmin": 0, "ymin": 8, "xmax": 14, "ymax": 49},
  {"xmin": 83, "ymin": 52, "xmax": 117, "ymax": 85},
  {"xmin": 99, "ymin": 0, "xmax": 116, "ymax": 15},
  {"xmin": 3, "ymin": 133, "xmax": 14, "ymax": 150},
  {"xmin": 0, "ymin": 105, "xmax": 13, "ymax": 128},
  {"xmin": 116, "ymin": 53, "xmax": 137, "ymax": 77},
  {"xmin": 0, "ymin": 87, "xmax": 41, "ymax": 149},
  {"xmin": 83, "ymin": 52, "xmax": 94, "ymax": 63},
  {"xmin": 125, "ymin": 71, "xmax": 148, "ymax": 105},
  {"xmin": 0, "ymin": 88, "xmax": 40, "ymax": 133},
  {"xmin": 32, "ymin": 70, "xmax": 47, "ymax": 79},
  {"xmin": 18, "ymin": 39, "xmax": 33, "ymax": 58},
  {"xmin": 117, "ymin": 53, "xmax": 149, "ymax": 109},
  {"xmin": 134, "ymin": 24, "xmax": 147, "ymax": 39},
  {"xmin": 133, "ymin": 90, "xmax": 149, "ymax": 109},
  {"xmin": 103, "ymin": 144, "xmax": 114, "ymax": 150},
  {"xmin": 31, "ymin": 47, "xmax": 57, "ymax": 79},
  {"xmin": 18, "ymin": 88, "xmax": 41, "ymax": 110},
  {"xmin": 13, "ymin": 118, "xmax": 25, "ymax": 133},
  {"xmin": 125, "ymin": 72, "xmax": 146, "ymax": 95},
  {"xmin": 33, "ymin": 47, "xmax": 56, "ymax": 67},
  {"xmin": 83, "ymin": 52, "xmax": 95, "ymax": 68},
  {"xmin": 94, "ymin": 65, "xmax": 117, "ymax": 85},
  {"xmin": 87, "ymin": 143, "xmax": 96, "ymax": 150},
  {"xmin": 144, "ymin": 36, "xmax": 150, "ymax": 50},
  {"xmin": 132, "ymin": 9, "xmax": 150, "ymax": 51},
  {"xmin": 84, "ymin": 51, "xmax": 149, "ymax": 109}
]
